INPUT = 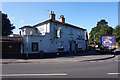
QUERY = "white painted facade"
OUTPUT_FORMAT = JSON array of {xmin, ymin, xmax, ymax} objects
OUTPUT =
[
  {"xmin": 20, "ymin": 13, "xmax": 88, "ymax": 54},
  {"xmin": 20, "ymin": 22, "xmax": 88, "ymax": 54}
]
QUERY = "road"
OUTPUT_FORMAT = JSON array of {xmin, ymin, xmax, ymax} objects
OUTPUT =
[{"xmin": 1, "ymin": 54, "xmax": 119, "ymax": 79}]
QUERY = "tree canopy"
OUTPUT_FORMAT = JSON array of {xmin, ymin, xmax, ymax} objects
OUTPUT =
[
  {"xmin": 2, "ymin": 13, "xmax": 15, "ymax": 36},
  {"xmin": 100, "ymin": 25, "xmax": 113, "ymax": 35},
  {"xmin": 112, "ymin": 25, "xmax": 120, "ymax": 44},
  {"xmin": 89, "ymin": 19, "xmax": 113, "ymax": 44}
]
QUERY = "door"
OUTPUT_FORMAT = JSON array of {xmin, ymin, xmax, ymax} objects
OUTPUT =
[
  {"xmin": 69, "ymin": 41, "xmax": 76, "ymax": 52},
  {"xmin": 86, "ymin": 41, "xmax": 88, "ymax": 51},
  {"xmin": 2, "ymin": 42, "xmax": 21, "ymax": 58},
  {"xmin": 75, "ymin": 43, "xmax": 78, "ymax": 51},
  {"xmin": 69, "ymin": 42, "xmax": 72, "ymax": 52}
]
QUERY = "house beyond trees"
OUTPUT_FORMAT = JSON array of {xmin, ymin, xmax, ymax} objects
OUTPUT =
[{"xmin": 19, "ymin": 11, "xmax": 88, "ymax": 55}]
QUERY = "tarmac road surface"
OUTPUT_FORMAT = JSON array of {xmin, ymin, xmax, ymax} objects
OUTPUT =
[{"xmin": 2, "ymin": 55, "xmax": 119, "ymax": 79}]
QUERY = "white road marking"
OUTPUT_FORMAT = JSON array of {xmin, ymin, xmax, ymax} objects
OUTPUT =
[
  {"xmin": 1, "ymin": 73, "xmax": 67, "ymax": 76},
  {"xmin": 108, "ymin": 73, "xmax": 120, "ymax": 75}
]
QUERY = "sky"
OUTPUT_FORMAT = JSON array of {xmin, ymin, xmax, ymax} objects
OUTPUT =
[{"xmin": 2, "ymin": 2, "xmax": 118, "ymax": 37}]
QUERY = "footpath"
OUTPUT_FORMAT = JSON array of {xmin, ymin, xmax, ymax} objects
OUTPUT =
[{"xmin": 1, "ymin": 51, "xmax": 118, "ymax": 64}]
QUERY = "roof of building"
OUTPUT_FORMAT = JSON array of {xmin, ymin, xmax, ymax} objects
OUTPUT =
[
  {"xmin": 8, "ymin": 34, "xmax": 22, "ymax": 37},
  {"xmin": 34, "ymin": 19, "xmax": 86, "ymax": 30},
  {"xmin": 19, "ymin": 26, "xmax": 37, "ymax": 29},
  {"xmin": 0, "ymin": 37, "xmax": 23, "ymax": 43},
  {"xmin": 20, "ymin": 19, "xmax": 86, "ymax": 31}
]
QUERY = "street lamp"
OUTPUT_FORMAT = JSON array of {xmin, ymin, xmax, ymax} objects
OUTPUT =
[
  {"xmin": 94, "ymin": 35, "xmax": 96, "ymax": 50},
  {"xmin": 94, "ymin": 33, "xmax": 100, "ymax": 50},
  {"xmin": 26, "ymin": 34, "xmax": 29, "ymax": 59}
]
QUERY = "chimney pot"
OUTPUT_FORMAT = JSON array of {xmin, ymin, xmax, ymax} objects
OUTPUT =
[
  {"xmin": 49, "ymin": 11, "xmax": 55, "ymax": 20},
  {"xmin": 51, "ymin": 11, "xmax": 54, "ymax": 14},
  {"xmin": 59, "ymin": 15, "xmax": 65, "ymax": 23},
  {"xmin": 60, "ymin": 15, "xmax": 64, "ymax": 18}
]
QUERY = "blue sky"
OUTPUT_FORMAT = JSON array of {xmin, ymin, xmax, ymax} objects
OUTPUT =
[{"xmin": 2, "ymin": 2, "xmax": 118, "ymax": 36}]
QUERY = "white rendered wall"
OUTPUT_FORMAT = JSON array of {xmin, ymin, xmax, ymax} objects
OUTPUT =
[
  {"xmin": 20, "ymin": 28, "xmax": 36, "ymax": 36},
  {"xmin": 22, "ymin": 22, "xmax": 88, "ymax": 54},
  {"xmin": 49, "ymin": 22, "xmax": 87, "ymax": 52}
]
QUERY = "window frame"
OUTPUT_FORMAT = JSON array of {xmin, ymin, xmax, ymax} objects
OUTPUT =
[{"xmin": 31, "ymin": 42, "xmax": 38, "ymax": 52}]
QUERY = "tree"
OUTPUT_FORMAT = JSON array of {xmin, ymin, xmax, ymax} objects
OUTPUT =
[
  {"xmin": 100, "ymin": 25, "xmax": 113, "ymax": 35},
  {"xmin": 112, "ymin": 25, "xmax": 120, "ymax": 45},
  {"xmin": 89, "ymin": 19, "xmax": 113, "ymax": 44},
  {"xmin": 89, "ymin": 27, "xmax": 100, "ymax": 44},
  {"xmin": 2, "ymin": 13, "xmax": 15, "ymax": 36},
  {"xmin": 97, "ymin": 19, "xmax": 108, "ymax": 27}
]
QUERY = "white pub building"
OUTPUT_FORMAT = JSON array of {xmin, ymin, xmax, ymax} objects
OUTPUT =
[{"xmin": 20, "ymin": 11, "xmax": 88, "ymax": 55}]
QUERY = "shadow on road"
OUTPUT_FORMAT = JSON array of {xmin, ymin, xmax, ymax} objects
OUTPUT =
[
  {"xmin": 2, "ymin": 50, "xmax": 120, "ymax": 60},
  {"xmin": 82, "ymin": 54, "xmax": 116, "ymax": 62}
]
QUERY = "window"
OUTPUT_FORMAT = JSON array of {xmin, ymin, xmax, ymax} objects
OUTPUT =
[
  {"xmin": 19, "ymin": 31, "xmax": 21, "ymax": 35},
  {"xmin": 30, "ymin": 31, "xmax": 33, "ymax": 35},
  {"xmin": 78, "ymin": 42, "xmax": 82, "ymax": 49},
  {"xmin": 58, "ymin": 41, "xmax": 64, "ymax": 51},
  {"xmin": 32, "ymin": 43, "xmax": 38, "ymax": 52},
  {"xmin": 58, "ymin": 41, "xmax": 62, "ymax": 47},
  {"xmin": 56, "ymin": 29, "xmax": 61, "ymax": 38},
  {"xmin": 69, "ymin": 29, "xmax": 73, "ymax": 35},
  {"xmin": 22, "ymin": 30, "xmax": 24, "ymax": 35},
  {"xmin": 70, "ymin": 29, "xmax": 72, "ymax": 33}
]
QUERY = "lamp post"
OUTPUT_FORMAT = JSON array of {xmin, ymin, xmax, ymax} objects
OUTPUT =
[
  {"xmin": 94, "ymin": 35, "xmax": 96, "ymax": 50},
  {"xmin": 94, "ymin": 33, "xmax": 100, "ymax": 50},
  {"xmin": 26, "ymin": 34, "xmax": 29, "ymax": 59}
]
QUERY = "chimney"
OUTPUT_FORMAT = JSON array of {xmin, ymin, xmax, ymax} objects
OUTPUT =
[
  {"xmin": 49, "ymin": 11, "xmax": 55, "ymax": 20},
  {"xmin": 59, "ymin": 15, "xmax": 65, "ymax": 23}
]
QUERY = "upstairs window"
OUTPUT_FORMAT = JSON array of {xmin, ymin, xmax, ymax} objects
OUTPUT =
[
  {"xmin": 22, "ymin": 30, "xmax": 24, "ymax": 35},
  {"xmin": 56, "ymin": 29, "xmax": 61, "ymax": 38},
  {"xmin": 69, "ymin": 29, "xmax": 73, "ymax": 35},
  {"xmin": 30, "ymin": 31, "xmax": 33, "ymax": 35}
]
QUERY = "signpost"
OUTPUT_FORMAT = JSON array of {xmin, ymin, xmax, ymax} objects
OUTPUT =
[
  {"xmin": 99, "ymin": 35, "xmax": 116, "ymax": 52},
  {"xmin": 101, "ymin": 35, "xmax": 116, "ymax": 48}
]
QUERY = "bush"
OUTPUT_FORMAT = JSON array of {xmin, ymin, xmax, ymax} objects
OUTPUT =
[{"xmin": 118, "ymin": 40, "xmax": 120, "ymax": 46}]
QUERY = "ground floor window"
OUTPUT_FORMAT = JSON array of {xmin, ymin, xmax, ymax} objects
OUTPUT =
[
  {"xmin": 78, "ymin": 42, "xmax": 82, "ymax": 49},
  {"xmin": 32, "ymin": 42, "xmax": 38, "ymax": 52},
  {"xmin": 58, "ymin": 41, "xmax": 62, "ymax": 47}
]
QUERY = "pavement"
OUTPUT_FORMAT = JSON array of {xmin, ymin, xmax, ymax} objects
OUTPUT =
[{"xmin": 1, "ymin": 51, "xmax": 118, "ymax": 64}]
